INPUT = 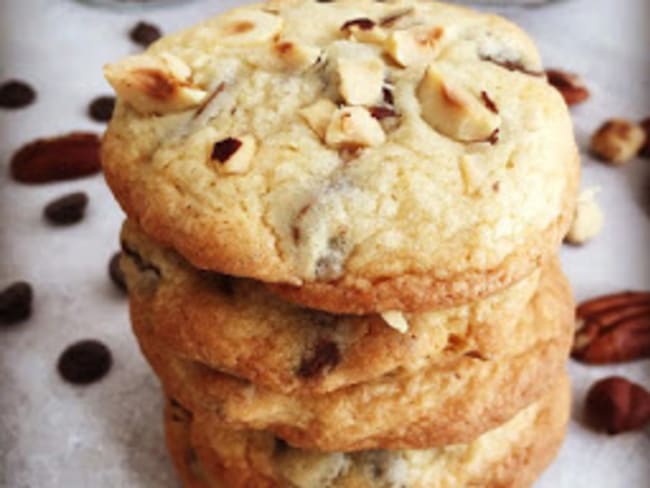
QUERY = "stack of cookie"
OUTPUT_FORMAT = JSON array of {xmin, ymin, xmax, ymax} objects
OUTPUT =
[{"xmin": 102, "ymin": 1, "xmax": 579, "ymax": 486}]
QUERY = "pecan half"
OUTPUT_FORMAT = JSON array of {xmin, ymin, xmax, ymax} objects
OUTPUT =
[
  {"xmin": 10, "ymin": 132, "xmax": 101, "ymax": 183},
  {"xmin": 546, "ymin": 69, "xmax": 590, "ymax": 106},
  {"xmin": 585, "ymin": 377, "xmax": 650, "ymax": 434},
  {"xmin": 572, "ymin": 291, "xmax": 650, "ymax": 363}
]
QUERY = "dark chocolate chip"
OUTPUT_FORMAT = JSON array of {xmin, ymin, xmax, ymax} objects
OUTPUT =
[
  {"xmin": 0, "ymin": 281, "xmax": 33, "ymax": 325},
  {"xmin": 199, "ymin": 271, "xmax": 235, "ymax": 296},
  {"xmin": 57, "ymin": 339, "xmax": 112, "ymax": 384},
  {"xmin": 0, "ymin": 80, "xmax": 36, "ymax": 109},
  {"xmin": 297, "ymin": 340, "xmax": 341, "ymax": 378},
  {"xmin": 43, "ymin": 192, "xmax": 88, "ymax": 225},
  {"xmin": 129, "ymin": 21, "xmax": 162, "ymax": 47},
  {"xmin": 274, "ymin": 437, "xmax": 290, "ymax": 453},
  {"xmin": 211, "ymin": 137, "xmax": 242, "ymax": 163},
  {"xmin": 109, "ymin": 252, "xmax": 127, "ymax": 292},
  {"xmin": 88, "ymin": 96, "xmax": 115, "ymax": 122}
]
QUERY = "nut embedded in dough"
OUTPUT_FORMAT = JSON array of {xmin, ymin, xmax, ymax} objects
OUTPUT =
[
  {"xmin": 381, "ymin": 311, "xmax": 409, "ymax": 333},
  {"xmin": 299, "ymin": 99, "xmax": 338, "ymax": 140},
  {"xmin": 211, "ymin": 135, "xmax": 257, "ymax": 175},
  {"xmin": 384, "ymin": 26, "xmax": 444, "ymax": 67},
  {"xmin": 104, "ymin": 53, "xmax": 207, "ymax": 115},
  {"xmin": 337, "ymin": 56, "xmax": 385, "ymax": 106},
  {"xmin": 325, "ymin": 106, "xmax": 386, "ymax": 148},
  {"xmin": 214, "ymin": 9, "xmax": 284, "ymax": 46},
  {"xmin": 417, "ymin": 65, "xmax": 501, "ymax": 142}
]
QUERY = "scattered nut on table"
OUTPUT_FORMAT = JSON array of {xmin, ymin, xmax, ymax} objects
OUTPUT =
[
  {"xmin": 565, "ymin": 188, "xmax": 604, "ymax": 245},
  {"xmin": 590, "ymin": 118, "xmax": 646, "ymax": 165},
  {"xmin": 585, "ymin": 376, "xmax": 650, "ymax": 434},
  {"xmin": 572, "ymin": 290, "xmax": 650, "ymax": 364}
]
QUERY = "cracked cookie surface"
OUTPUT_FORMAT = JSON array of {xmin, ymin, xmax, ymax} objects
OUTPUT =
[{"xmin": 103, "ymin": 0, "xmax": 578, "ymax": 313}]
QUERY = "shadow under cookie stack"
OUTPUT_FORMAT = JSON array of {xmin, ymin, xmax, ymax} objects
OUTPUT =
[{"xmin": 102, "ymin": 1, "xmax": 580, "ymax": 487}]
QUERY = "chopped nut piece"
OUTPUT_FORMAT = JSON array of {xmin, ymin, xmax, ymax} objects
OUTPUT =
[
  {"xmin": 274, "ymin": 40, "xmax": 321, "ymax": 70},
  {"xmin": 299, "ymin": 99, "xmax": 337, "ymax": 140},
  {"xmin": 417, "ymin": 65, "xmax": 501, "ymax": 142},
  {"xmin": 337, "ymin": 56, "xmax": 384, "ymax": 106},
  {"xmin": 325, "ymin": 106, "xmax": 386, "ymax": 148},
  {"xmin": 104, "ymin": 53, "xmax": 206, "ymax": 115},
  {"xmin": 340, "ymin": 18, "xmax": 386, "ymax": 44},
  {"xmin": 214, "ymin": 9, "xmax": 283, "ymax": 45},
  {"xmin": 565, "ymin": 188, "xmax": 604, "ymax": 245},
  {"xmin": 546, "ymin": 69, "xmax": 590, "ymax": 106},
  {"xmin": 590, "ymin": 118, "xmax": 646, "ymax": 165},
  {"xmin": 381, "ymin": 311, "xmax": 409, "ymax": 333},
  {"xmin": 459, "ymin": 155, "xmax": 488, "ymax": 194},
  {"xmin": 212, "ymin": 135, "xmax": 257, "ymax": 174},
  {"xmin": 384, "ymin": 26, "xmax": 444, "ymax": 67}
]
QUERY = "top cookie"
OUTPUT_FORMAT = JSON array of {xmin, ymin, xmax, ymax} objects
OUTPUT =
[{"xmin": 102, "ymin": 0, "xmax": 578, "ymax": 313}]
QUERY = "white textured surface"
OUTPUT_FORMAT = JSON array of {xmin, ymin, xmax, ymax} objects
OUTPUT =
[{"xmin": 0, "ymin": 1, "xmax": 648, "ymax": 487}]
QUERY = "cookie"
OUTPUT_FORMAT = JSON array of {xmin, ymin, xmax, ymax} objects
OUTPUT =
[
  {"xmin": 102, "ymin": 0, "xmax": 578, "ymax": 314},
  {"xmin": 122, "ymin": 219, "xmax": 555, "ymax": 395},
  {"xmin": 164, "ymin": 374, "xmax": 570, "ymax": 488},
  {"xmin": 135, "ymin": 275, "xmax": 573, "ymax": 451}
]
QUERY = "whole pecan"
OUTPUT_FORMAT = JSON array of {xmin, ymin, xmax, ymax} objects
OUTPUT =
[
  {"xmin": 572, "ymin": 291, "xmax": 650, "ymax": 364},
  {"xmin": 585, "ymin": 377, "xmax": 650, "ymax": 434},
  {"xmin": 10, "ymin": 132, "xmax": 101, "ymax": 183}
]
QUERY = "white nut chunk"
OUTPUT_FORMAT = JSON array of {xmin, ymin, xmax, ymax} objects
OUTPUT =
[
  {"xmin": 213, "ymin": 9, "xmax": 283, "ymax": 46},
  {"xmin": 325, "ymin": 106, "xmax": 386, "ymax": 148},
  {"xmin": 381, "ymin": 311, "xmax": 409, "ymax": 334},
  {"xmin": 299, "ymin": 99, "xmax": 337, "ymax": 140},
  {"xmin": 211, "ymin": 135, "xmax": 257, "ymax": 175},
  {"xmin": 274, "ymin": 39, "xmax": 322, "ymax": 70},
  {"xmin": 417, "ymin": 65, "xmax": 501, "ymax": 142},
  {"xmin": 337, "ymin": 57, "xmax": 384, "ymax": 106},
  {"xmin": 384, "ymin": 26, "xmax": 444, "ymax": 67},
  {"xmin": 104, "ymin": 53, "xmax": 207, "ymax": 115},
  {"xmin": 565, "ymin": 188, "xmax": 604, "ymax": 245}
]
